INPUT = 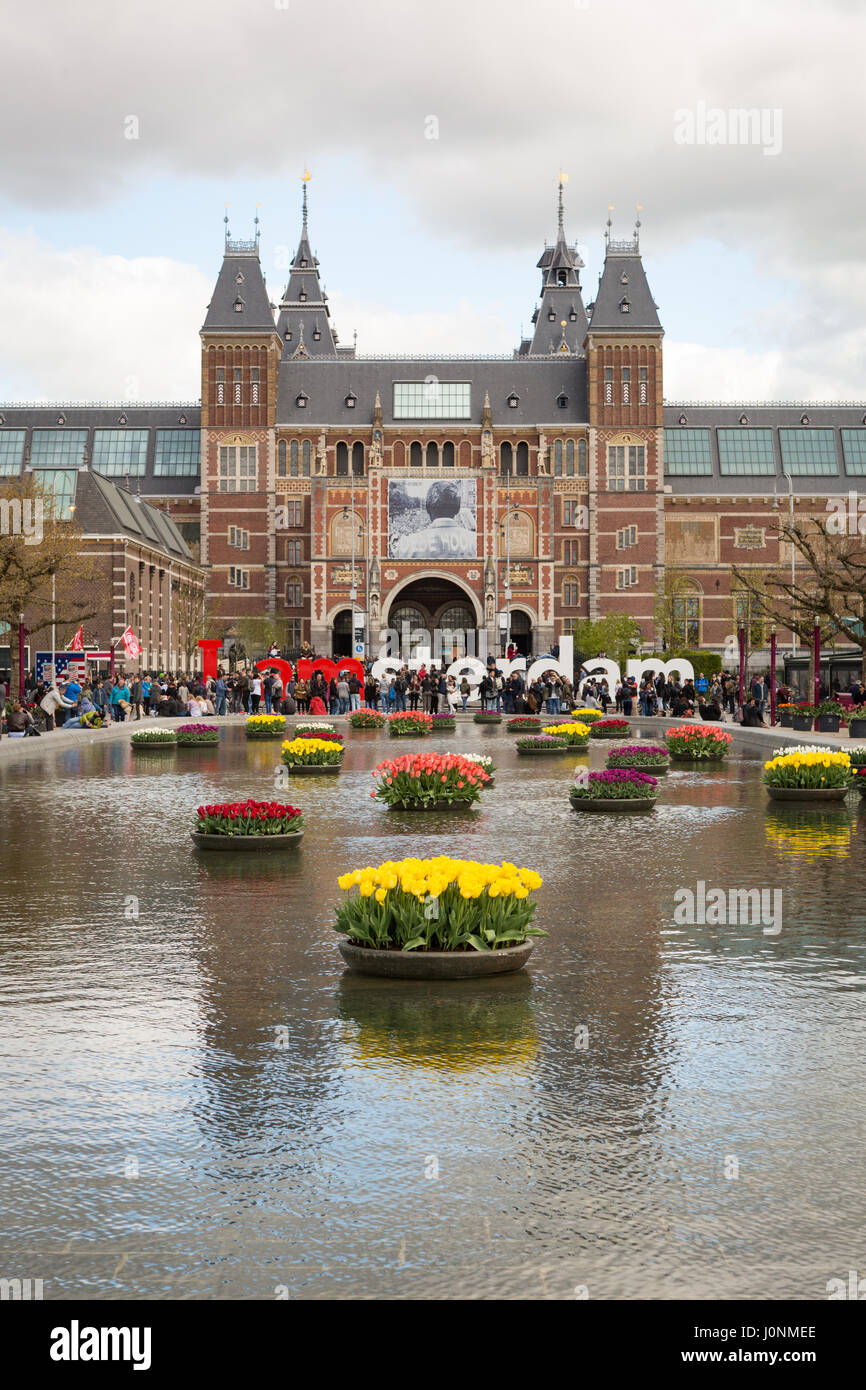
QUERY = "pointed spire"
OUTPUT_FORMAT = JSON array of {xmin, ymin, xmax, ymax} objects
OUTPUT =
[{"xmin": 557, "ymin": 170, "xmax": 567, "ymax": 242}]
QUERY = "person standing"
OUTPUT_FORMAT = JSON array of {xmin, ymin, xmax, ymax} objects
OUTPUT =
[
  {"xmin": 336, "ymin": 673, "xmax": 350, "ymax": 715},
  {"xmin": 250, "ymin": 674, "xmax": 262, "ymax": 714}
]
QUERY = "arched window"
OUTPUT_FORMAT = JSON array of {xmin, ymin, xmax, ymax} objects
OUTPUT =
[
  {"xmin": 129, "ymin": 570, "xmax": 135, "ymax": 604},
  {"xmin": 335, "ymin": 442, "xmax": 349, "ymax": 476},
  {"xmin": 352, "ymin": 441, "xmax": 365, "ymax": 475},
  {"xmin": 562, "ymin": 575, "xmax": 580, "ymax": 607},
  {"xmin": 410, "ymin": 441, "xmax": 423, "ymax": 467},
  {"xmin": 565, "ymin": 440, "xmax": 575, "ymax": 476},
  {"xmin": 277, "ymin": 439, "xmax": 287, "ymax": 476},
  {"xmin": 498, "ymin": 509, "xmax": 534, "ymax": 557},
  {"xmin": 426, "ymin": 441, "xmax": 438, "ymax": 467},
  {"xmin": 441, "ymin": 441, "xmax": 455, "ymax": 467},
  {"xmin": 302, "ymin": 439, "xmax": 311, "ymax": 476},
  {"xmin": 732, "ymin": 587, "xmax": 763, "ymax": 648},
  {"xmin": 390, "ymin": 603, "xmax": 427, "ymax": 633},
  {"xmin": 290, "ymin": 440, "xmax": 299, "ymax": 476},
  {"xmin": 329, "ymin": 512, "xmax": 365, "ymax": 557},
  {"xmin": 500, "ymin": 442, "xmax": 513, "ymax": 475},
  {"xmin": 516, "ymin": 441, "xmax": 529, "ymax": 476},
  {"xmin": 553, "ymin": 440, "xmax": 563, "ymax": 475},
  {"xmin": 577, "ymin": 439, "xmax": 587, "ymax": 476}
]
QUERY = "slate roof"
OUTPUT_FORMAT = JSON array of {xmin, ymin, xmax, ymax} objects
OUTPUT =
[
  {"xmin": 72, "ymin": 468, "xmax": 196, "ymax": 560},
  {"xmin": 201, "ymin": 246, "xmax": 276, "ymax": 333},
  {"xmin": 588, "ymin": 241, "xmax": 662, "ymax": 333},
  {"xmin": 275, "ymin": 357, "xmax": 589, "ymax": 428}
]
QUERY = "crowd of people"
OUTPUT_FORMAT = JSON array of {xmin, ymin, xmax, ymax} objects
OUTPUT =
[{"xmin": 0, "ymin": 658, "xmax": 856, "ymax": 739}]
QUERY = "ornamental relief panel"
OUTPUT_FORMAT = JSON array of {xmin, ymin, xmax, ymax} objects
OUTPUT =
[{"xmin": 665, "ymin": 516, "xmax": 719, "ymax": 564}]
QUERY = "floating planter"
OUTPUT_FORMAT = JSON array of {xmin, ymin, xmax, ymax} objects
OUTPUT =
[
  {"xmin": 429, "ymin": 712, "xmax": 456, "ymax": 732},
  {"xmin": 387, "ymin": 711, "xmax": 433, "ymax": 737},
  {"xmin": 763, "ymin": 749, "xmax": 851, "ymax": 802},
  {"xmin": 191, "ymin": 799, "xmax": 304, "ymax": 850},
  {"xmin": 280, "ymin": 736, "xmax": 344, "ymax": 773},
  {"xmin": 507, "ymin": 716, "xmax": 541, "ymax": 732},
  {"xmin": 245, "ymin": 714, "xmax": 288, "ymax": 740},
  {"xmin": 296, "ymin": 721, "xmax": 337, "ymax": 737},
  {"xmin": 176, "ymin": 722, "xmax": 220, "ymax": 746},
  {"xmin": 348, "ymin": 709, "xmax": 386, "ymax": 729},
  {"xmin": 665, "ymin": 724, "xmax": 732, "ymax": 760},
  {"xmin": 516, "ymin": 735, "xmax": 570, "ymax": 754},
  {"xmin": 542, "ymin": 721, "xmax": 590, "ymax": 747},
  {"xmin": 371, "ymin": 751, "xmax": 490, "ymax": 809},
  {"xmin": 569, "ymin": 768, "xmax": 659, "ymax": 812},
  {"xmin": 296, "ymin": 728, "xmax": 343, "ymax": 741},
  {"xmin": 589, "ymin": 718, "xmax": 631, "ymax": 740},
  {"xmin": 473, "ymin": 711, "xmax": 502, "ymax": 724},
  {"xmin": 606, "ymin": 743, "xmax": 670, "ymax": 773},
  {"xmin": 131, "ymin": 728, "xmax": 177, "ymax": 749},
  {"xmin": 333, "ymin": 856, "xmax": 545, "ymax": 978}
]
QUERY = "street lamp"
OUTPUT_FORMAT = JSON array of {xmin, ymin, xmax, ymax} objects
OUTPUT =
[
  {"xmin": 342, "ymin": 503, "xmax": 361, "ymax": 657},
  {"xmin": 772, "ymin": 470, "xmax": 797, "ymax": 658}
]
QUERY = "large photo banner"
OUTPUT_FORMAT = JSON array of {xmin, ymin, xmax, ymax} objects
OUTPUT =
[{"xmin": 387, "ymin": 478, "xmax": 477, "ymax": 560}]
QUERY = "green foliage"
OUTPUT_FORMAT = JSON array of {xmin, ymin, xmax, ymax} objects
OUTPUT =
[
  {"xmin": 573, "ymin": 613, "xmax": 643, "ymax": 672},
  {"xmin": 648, "ymin": 649, "xmax": 723, "ymax": 676}
]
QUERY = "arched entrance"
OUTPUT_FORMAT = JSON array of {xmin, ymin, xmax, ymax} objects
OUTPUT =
[
  {"xmin": 505, "ymin": 609, "xmax": 533, "ymax": 657},
  {"xmin": 383, "ymin": 575, "xmax": 483, "ymax": 660}
]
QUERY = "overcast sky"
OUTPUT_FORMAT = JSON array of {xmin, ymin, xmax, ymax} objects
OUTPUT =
[{"xmin": 1, "ymin": 0, "xmax": 865, "ymax": 403}]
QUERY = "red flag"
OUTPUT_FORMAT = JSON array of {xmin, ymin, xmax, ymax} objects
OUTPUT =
[
  {"xmin": 69, "ymin": 626, "xmax": 84, "ymax": 651},
  {"xmin": 121, "ymin": 626, "xmax": 142, "ymax": 659}
]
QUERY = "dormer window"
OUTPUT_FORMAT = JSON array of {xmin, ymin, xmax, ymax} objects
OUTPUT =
[
  {"xmin": 298, "ymin": 289, "xmax": 307, "ymax": 301},
  {"xmin": 557, "ymin": 270, "xmax": 567, "ymax": 286},
  {"xmin": 300, "ymin": 258, "xmax": 308, "ymax": 268},
  {"xmin": 569, "ymin": 308, "xmax": 577, "ymax": 321},
  {"xmin": 178, "ymin": 414, "xmax": 187, "ymax": 425},
  {"xmin": 57, "ymin": 415, "xmax": 66, "ymax": 425},
  {"xmin": 118, "ymin": 414, "xmax": 128, "ymax": 426},
  {"xmin": 345, "ymin": 392, "xmax": 356, "ymax": 409},
  {"xmin": 620, "ymin": 271, "xmax": 629, "ymax": 284},
  {"xmin": 619, "ymin": 297, "xmax": 630, "ymax": 313},
  {"xmin": 547, "ymin": 309, "xmax": 556, "ymax": 321},
  {"xmin": 312, "ymin": 327, "xmax": 321, "ymax": 341},
  {"xmin": 507, "ymin": 392, "xmax": 519, "ymax": 409},
  {"xmin": 739, "ymin": 413, "xmax": 749, "ymax": 425},
  {"xmin": 557, "ymin": 394, "xmax": 568, "ymax": 410},
  {"xmin": 235, "ymin": 271, "xmax": 244, "ymax": 284},
  {"xmin": 296, "ymin": 392, "xmax": 308, "ymax": 409},
  {"xmin": 284, "ymin": 329, "xmax": 292, "ymax": 341},
  {"xmin": 233, "ymin": 297, "xmax": 244, "ymax": 312},
  {"xmin": 678, "ymin": 414, "xmax": 688, "ymax": 426},
  {"xmin": 800, "ymin": 413, "xmax": 810, "ymax": 425}
]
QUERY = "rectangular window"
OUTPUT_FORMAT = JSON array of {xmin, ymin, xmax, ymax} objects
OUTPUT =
[
  {"xmin": 639, "ymin": 366, "xmax": 648, "ymax": 405},
  {"xmin": 563, "ymin": 539, "xmax": 579, "ymax": 565},
  {"xmin": 604, "ymin": 368, "xmax": 613, "ymax": 405},
  {"xmin": 664, "ymin": 428, "xmax": 713, "ymax": 475},
  {"xmin": 228, "ymin": 566, "xmax": 249, "ymax": 589},
  {"xmin": 30, "ymin": 429, "xmax": 87, "ymax": 467},
  {"xmin": 285, "ymin": 580, "xmax": 303, "ymax": 607},
  {"xmin": 92, "ymin": 429, "xmax": 148, "ymax": 476},
  {"xmin": 616, "ymin": 525, "xmax": 637, "ymax": 548},
  {"xmin": 563, "ymin": 582, "xmax": 579, "ymax": 606},
  {"xmin": 234, "ymin": 367, "xmax": 242, "ymax": 405},
  {"xmin": 33, "ymin": 469, "xmax": 76, "ymax": 519},
  {"xmin": 279, "ymin": 498, "xmax": 303, "ymax": 527},
  {"xmin": 616, "ymin": 566, "xmax": 638, "ymax": 590},
  {"xmin": 0, "ymin": 430, "xmax": 26, "ymax": 475},
  {"xmin": 286, "ymin": 619, "xmax": 303, "ymax": 648},
  {"xmin": 718, "ymin": 428, "xmax": 775, "ymax": 475},
  {"xmin": 154, "ymin": 429, "xmax": 200, "ymax": 476},
  {"xmin": 622, "ymin": 367, "xmax": 630, "ymax": 405},
  {"xmin": 251, "ymin": 367, "xmax": 259, "ymax": 405},
  {"xmin": 216, "ymin": 368, "xmax": 225, "ymax": 405},
  {"xmin": 779, "ymin": 428, "xmax": 838, "ymax": 475},
  {"xmin": 286, "ymin": 540, "xmax": 302, "ymax": 564},
  {"xmin": 228, "ymin": 526, "xmax": 249, "ymax": 550},
  {"xmin": 841, "ymin": 429, "xmax": 866, "ymax": 475},
  {"xmin": 393, "ymin": 381, "xmax": 471, "ymax": 419},
  {"xmin": 218, "ymin": 444, "xmax": 257, "ymax": 493},
  {"xmin": 563, "ymin": 498, "xmax": 580, "ymax": 526},
  {"xmin": 673, "ymin": 595, "xmax": 700, "ymax": 647},
  {"xmin": 607, "ymin": 444, "xmax": 645, "ymax": 491}
]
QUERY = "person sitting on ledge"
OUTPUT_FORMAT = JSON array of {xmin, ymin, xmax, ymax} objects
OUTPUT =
[
  {"xmin": 6, "ymin": 701, "xmax": 40, "ymax": 737},
  {"xmin": 740, "ymin": 696, "xmax": 766, "ymax": 727},
  {"xmin": 698, "ymin": 700, "xmax": 723, "ymax": 722}
]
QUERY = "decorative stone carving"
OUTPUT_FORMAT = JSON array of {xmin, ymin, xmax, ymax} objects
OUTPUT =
[
  {"xmin": 315, "ymin": 434, "xmax": 327, "ymax": 476},
  {"xmin": 734, "ymin": 526, "xmax": 766, "ymax": 549},
  {"xmin": 537, "ymin": 433, "xmax": 549, "ymax": 475}
]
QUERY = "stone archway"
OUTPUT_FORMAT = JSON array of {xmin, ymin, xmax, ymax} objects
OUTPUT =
[
  {"xmin": 382, "ymin": 572, "xmax": 484, "ymax": 629},
  {"xmin": 382, "ymin": 573, "xmax": 484, "ymax": 662}
]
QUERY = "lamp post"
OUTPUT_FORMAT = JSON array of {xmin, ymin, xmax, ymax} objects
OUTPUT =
[
  {"xmin": 738, "ymin": 624, "xmax": 746, "ymax": 707},
  {"xmin": 813, "ymin": 614, "xmax": 821, "ymax": 707},
  {"xmin": 770, "ymin": 624, "xmax": 777, "ymax": 726},
  {"xmin": 50, "ymin": 571, "xmax": 57, "ymax": 688},
  {"xmin": 342, "ymin": 502, "xmax": 360, "ymax": 659}
]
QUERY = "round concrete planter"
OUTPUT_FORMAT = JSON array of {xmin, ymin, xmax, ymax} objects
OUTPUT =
[
  {"xmin": 191, "ymin": 830, "xmax": 304, "ymax": 850},
  {"xmin": 337, "ymin": 938, "xmax": 534, "ymax": 979},
  {"xmin": 384, "ymin": 798, "xmax": 478, "ymax": 812},
  {"xmin": 765, "ymin": 786, "xmax": 848, "ymax": 803},
  {"xmin": 131, "ymin": 739, "xmax": 177, "ymax": 750},
  {"xmin": 570, "ymin": 796, "xmax": 658, "ymax": 813},
  {"xmin": 849, "ymin": 719, "xmax": 866, "ymax": 738},
  {"xmin": 284, "ymin": 762, "xmax": 342, "ymax": 774}
]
